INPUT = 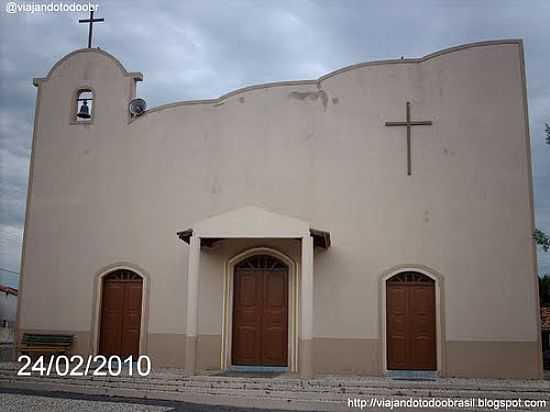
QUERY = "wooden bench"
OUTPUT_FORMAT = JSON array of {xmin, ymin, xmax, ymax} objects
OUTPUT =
[{"xmin": 18, "ymin": 334, "xmax": 74, "ymax": 357}]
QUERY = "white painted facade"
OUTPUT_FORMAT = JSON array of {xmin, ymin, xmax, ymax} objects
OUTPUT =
[{"xmin": 17, "ymin": 40, "xmax": 542, "ymax": 378}]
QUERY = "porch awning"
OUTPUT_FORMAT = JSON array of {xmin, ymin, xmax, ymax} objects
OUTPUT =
[{"xmin": 176, "ymin": 206, "xmax": 330, "ymax": 249}]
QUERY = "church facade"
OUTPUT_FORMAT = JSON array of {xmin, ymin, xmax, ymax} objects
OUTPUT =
[{"xmin": 17, "ymin": 39, "xmax": 542, "ymax": 378}]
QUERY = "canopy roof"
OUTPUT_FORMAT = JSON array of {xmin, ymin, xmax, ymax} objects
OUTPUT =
[{"xmin": 177, "ymin": 206, "xmax": 330, "ymax": 249}]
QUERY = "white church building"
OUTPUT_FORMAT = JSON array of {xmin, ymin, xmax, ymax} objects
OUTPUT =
[{"xmin": 17, "ymin": 39, "xmax": 542, "ymax": 378}]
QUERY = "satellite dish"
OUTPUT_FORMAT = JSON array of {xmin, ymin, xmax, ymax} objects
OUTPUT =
[{"xmin": 129, "ymin": 98, "xmax": 147, "ymax": 116}]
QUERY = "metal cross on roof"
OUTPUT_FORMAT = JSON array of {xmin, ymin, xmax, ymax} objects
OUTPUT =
[
  {"xmin": 78, "ymin": 10, "xmax": 104, "ymax": 48},
  {"xmin": 385, "ymin": 101, "xmax": 433, "ymax": 176}
]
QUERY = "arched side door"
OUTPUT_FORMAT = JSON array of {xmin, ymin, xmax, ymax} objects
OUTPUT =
[
  {"xmin": 99, "ymin": 269, "xmax": 143, "ymax": 357},
  {"xmin": 386, "ymin": 271, "xmax": 436, "ymax": 370}
]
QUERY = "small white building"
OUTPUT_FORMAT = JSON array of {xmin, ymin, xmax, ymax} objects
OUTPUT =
[{"xmin": 0, "ymin": 285, "xmax": 18, "ymax": 344}]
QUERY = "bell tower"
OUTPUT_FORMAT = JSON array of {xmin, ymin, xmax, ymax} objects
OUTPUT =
[
  {"xmin": 17, "ymin": 48, "xmax": 143, "ymax": 342},
  {"xmin": 31, "ymin": 48, "xmax": 142, "ymax": 130}
]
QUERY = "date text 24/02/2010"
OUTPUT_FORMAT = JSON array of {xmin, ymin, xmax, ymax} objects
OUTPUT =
[{"xmin": 17, "ymin": 355, "xmax": 151, "ymax": 377}]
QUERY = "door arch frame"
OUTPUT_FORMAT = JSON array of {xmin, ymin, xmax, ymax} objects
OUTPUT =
[
  {"xmin": 221, "ymin": 247, "xmax": 299, "ymax": 372},
  {"xmin": 90, "ymin": 263, "xmax": 150, "ymax": 356},
  {"xmin": 378, "ymin": 265, "xmax": 446, "ymax": 376}
]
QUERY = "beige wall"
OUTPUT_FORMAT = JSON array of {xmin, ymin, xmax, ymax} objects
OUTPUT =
[{"xmin": 18, "ymin": 40, "xmax": 541, "ymax": 377}]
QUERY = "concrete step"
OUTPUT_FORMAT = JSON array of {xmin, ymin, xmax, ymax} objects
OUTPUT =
[
  {"xmin": 1, "ymin": 363, "xmax": 549, "ymax": 411},
  {"xmin": 1, "ymin": 368, "xmax": 548, "ymax": 397},
  {"xmin": 1, "ymin": 379, "xmax": 547, "ymax": 412},
  {"xmin": 1, "ymin": 374, "xmax": 549, "ymax": 401}
]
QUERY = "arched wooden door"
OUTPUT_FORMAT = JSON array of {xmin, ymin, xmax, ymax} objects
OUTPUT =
[
  {"xmin": 386, "ymin": 272, "xmax": 436, "ymax": 370},
  {"xmin": 99, "ymin": 269, "xmax": 143, "ymax": 357},
  {"xmin": 232, "ymin": 255, "xmax": 288, "ymax": 367}
]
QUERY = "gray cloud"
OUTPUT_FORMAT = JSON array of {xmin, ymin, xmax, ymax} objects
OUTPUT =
[{"xmin": 0, "ymin": 0, "xmax": 549, "ymax": 281}]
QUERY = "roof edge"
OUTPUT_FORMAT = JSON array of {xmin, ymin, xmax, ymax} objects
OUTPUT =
[
  {"xmin": 140, "ymin": 39, "xmax": 522, "ymax": 117},
  {"xmin": 176, "ymin": 228, "xmax": 331, "ymax": 249},
  {"xmin": 33, "ymin": 47, "xmax": 143, "ymax": 87},
  {"xmin": 0, "ymin": 284, "xmax": 18, "ymax": 296}
]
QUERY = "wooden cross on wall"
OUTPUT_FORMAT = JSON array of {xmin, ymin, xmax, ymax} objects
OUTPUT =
[
  {"xmin": 385, "ymin": 102, "xmax": 433, "ymax": 176},
  {"xmin": 78, "ymin": 10, "xmax": 104, "ymax": 48}
]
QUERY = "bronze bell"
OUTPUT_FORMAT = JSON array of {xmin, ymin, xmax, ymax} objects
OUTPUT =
[{"xmin": 77, "ymin": 100, "xmax": 91, "ymax": 119}]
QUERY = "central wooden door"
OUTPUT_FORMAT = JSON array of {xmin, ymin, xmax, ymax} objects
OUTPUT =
[
  {"xmin": 386, "ymin": 272, "xmax": 436, "ymax": 370},
  {"xmin": 99, "ymin": 270, "xmax": 143, "ymax": 358},
  {"xmin": 232, "ymin": 255, "xmax": 288, "ymax": 366}
]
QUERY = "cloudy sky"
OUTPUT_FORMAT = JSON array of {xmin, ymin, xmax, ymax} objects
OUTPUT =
[{"xmin": 0, "ymin": 0, "xmax": 549, "ymax": 288}]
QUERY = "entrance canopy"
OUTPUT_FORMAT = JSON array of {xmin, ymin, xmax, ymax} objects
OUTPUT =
[
  {"xmin": 177, "ymin": 206, "xmax": 330, "ymax": 248},
  {"xmin": 178, "ymin": 205, "xmax": 328, "ymax": 377}
]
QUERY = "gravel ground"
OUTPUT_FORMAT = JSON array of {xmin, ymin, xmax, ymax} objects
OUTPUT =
[
  {"xmin": 0, "ymin": 392, "xmax": 172, "ymax": 412},
  {"xmin": 0, "ymin": 389, "xmax": 299, "ymax": 412}
]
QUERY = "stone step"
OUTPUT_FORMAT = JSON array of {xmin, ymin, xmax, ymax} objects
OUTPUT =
[
  {"xmin": 1, "ymin": 363, "xmax": 546, "ymax": 388},
  {"xmin": 1, "ymin": 370, "xmax": 548, "ymax": 399},
  {"xmin": 1, "ymin": 375, "xmax": 549, "ymax": 403},
  {"xmin": 1, "ymin": 363, "xmax": 549, "ymax": 411},
  {"xmin": 1, "ymin": 378, "xmax": 546, "ymax": 412}
]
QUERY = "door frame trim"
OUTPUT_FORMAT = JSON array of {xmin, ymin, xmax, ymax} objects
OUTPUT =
[
  {"xmin": 221, "ymin": 247, "xmax": 299, "ymax": 373},
  {"xmin": 378, "ymin": 265, "xmax": 446, "ymax": 376},
  {"xmin": 90, "ymin": 263, "xmax": 150, "ymax": 357}
]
